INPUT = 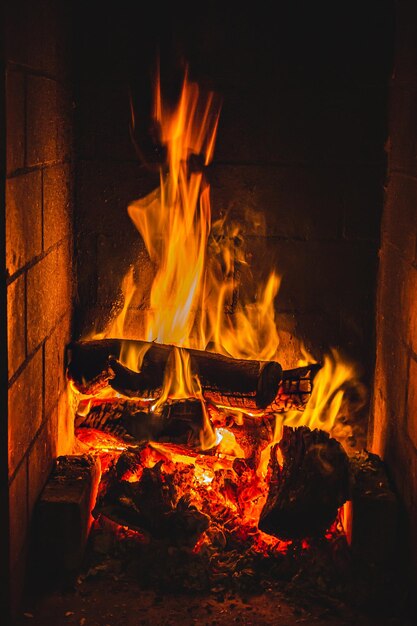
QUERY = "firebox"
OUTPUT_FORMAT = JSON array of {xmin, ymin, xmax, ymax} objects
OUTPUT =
[{"xmin": 3, "ymin": 1, "xmax": 417, "ymax": 625}]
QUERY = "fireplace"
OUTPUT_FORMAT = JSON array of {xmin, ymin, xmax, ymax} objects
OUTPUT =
[{"xmin": 3, "ymin": 0, "xmax": 417, "ymax": 624}]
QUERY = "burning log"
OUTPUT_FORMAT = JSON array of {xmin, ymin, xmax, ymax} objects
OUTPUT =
[
  {"xmin": 259, "ymin": 426, "xmax": 349, "ymax": 539},
  {"xmin": 67, "ymin": 339, "xmax": 319, "ymax": 411},
  {"xmin": 76, "ymin": 397, "xmax": 213, "ymax": 449},
  {"xmin": 67, "ymin": 338, "xmax": 282, "ymax": 409},
  {"xmin": 93, "ymin": 450, "xmax": 210, "ymax": 546}
]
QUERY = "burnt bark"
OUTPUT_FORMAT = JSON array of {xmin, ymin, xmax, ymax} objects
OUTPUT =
[{"xmin": 259, "ymin": 426, "xmax": 349, "ymax": 539}]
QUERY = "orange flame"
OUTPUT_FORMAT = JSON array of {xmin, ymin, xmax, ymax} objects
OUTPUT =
[
  {"xmin": 84, "ymin": 68, "xmax": 365, "ymax": 459},
  {"xmin": 282, "ymin": 348, "xmax": 364, "ymax": 451},
  {"xmin": 102, "ymin": 69, "xmax": 281, "ymax": 365}
]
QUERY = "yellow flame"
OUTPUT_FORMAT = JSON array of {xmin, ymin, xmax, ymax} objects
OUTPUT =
[
  {"xmin": 257, "ymin": 414, "xmax": 285, "ymax": 478},
  {"xmin": 102, "ymin": 70, "xmax": 281, "ymax": 365},
  {"xmin": 283, "ymin": 348, "xmax": 362, "ymax": 447},
  {"xmin": 93, "ymin": 69, "xmax": 362, "ymax": 459},
  {"xmin": 153, "ymin": 347, "xmax": 200, "ymax": 410},
  {"xmin": 215, "ymin": 428, "xmax": 246, "ymax": 458}
]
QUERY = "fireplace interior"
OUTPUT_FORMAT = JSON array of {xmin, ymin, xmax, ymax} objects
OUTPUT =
[{"xmin": 3, "ymin": 1, "xmax": 417, "ymax": 624}]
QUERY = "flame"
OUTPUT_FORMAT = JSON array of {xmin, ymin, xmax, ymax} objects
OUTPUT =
[
  {"xmin": 101, "ymin": 69, "xmax": 281, "ymax": 371},
  {"xmin": 282, "ymin": 348, "xmax": 363, "ymax": 448},
  {"xmin": 71, "ymin": 68, "xmax": 364, "ymax": 557},
  {"xmin": 215, "ymin": 427, "xmax": 246, "ymax": 458},
  {"xmin": 152, "ymin": 347, "xmax": 199, "ymax": 409}
]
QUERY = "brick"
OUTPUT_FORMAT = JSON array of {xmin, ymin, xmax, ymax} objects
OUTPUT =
[
  {"xmin": 75, "ymin": 160, "xmax": 158, "ymax": 334},
  {"xmin": 389, "ymin": 85, "xmax": 417, "ymax": 175},
  {"xmin": 6, "ymin": 69, "xmax": 25, "ymax": 174},
  {"xmin": 27, "ymin": 76, "xmax": 57, "ymax": 164},
  {"xmin": 242, "ymin": 237, "xmax": 377, "ymax": 316},
  {"xmin": 410, "ymin": 273, "xmax": 417, "ymax": 358},
  {"xmin": 391, "ymin": 1, "xmax": 417, "ymax": 89},
  {"xmin": 9, "ymin": 544, "xmax": 27, "ymax": 624},
  {"xmin": 6, "ymin": 171, "xmax": 42, "ymax": 276},
  {"xmin": 44, "ymin": 315, "xmax": 71, "ymax": 419},
  {"xmin": 26, "ymin": 244, "xmax": 72, "ymax": 353},
  {"xmin": 8, "ymin": 350, "xmax": 43, "ymax": 477},
  {"xmin": 215, "ymin": 86, "xmax": 385, "ymax": 166},
  {"xmin": 5, "ymin": 0, "xmax": 71, "ymax": 77},
  {"xmin": 383, "ymin": 429, "xmax": 417, "ymax": 524},
  {"xmin": 77, "ymin": 79, "xmax": 137, "ymax": 161},
  {"xmin": 9, "ymin": 457, "xmax": 28, "ymax": 569},
  {"xmin": 342, "ymin": 166, "xmax": 386, "ymax": 241},
  {"xmin": 32, "ymin": 454, "xmax": 100, "ymax": 581},
  {"xmin": 96, "ymin": 235, "xmax": 153, "ymax": 319},
  {"xmin": 209, "ymin": 164, "xmax": 341, "ymax": 240},
  {"xmin": 402, "ymin": 264, "xmax": 417, "ymax": 355},
  {"xmin": 9, "ymin": 457, "xmax": 28, "ymax": 620},
  {"xmin": 382, "ymin": 174, "xmax": 417, "ymax": 262},
  {"xmin": 28, "ymin": 418, "xmax": 56, "ymax": 518},
  {"xmin": 377, "ymin": 244, "xmax": 408, "ymax": 334},
  {"xmin": 407, "ymin": 357, "xmax": 417, "ymax": 450},
  {"xmin": 56, "ymin": 388, "xmax": 75, "ymax": 456},
  {"xmin": 76, "ymin": 160, "xmax": 158, "ymax": 234},
  {"xmin": 26, "ymin": 75, "xmax": 71, "ymax": 166},
  {"xmin": 7, "ymin": 275, "xmax": 26, "ymax": 380},
  {"xmin": 371, "ymin": 319, "xmax": 409, "ymax": 456},
  {"xmin": 43, "ymin": 163, "xmax": 71, "ymax": 249}
]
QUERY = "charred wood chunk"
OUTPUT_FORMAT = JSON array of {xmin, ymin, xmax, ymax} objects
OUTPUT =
[
  {"xmin": 75, "ymin": 397, "xmax": 162, "ymax": 443},
  {"xmin": 66, "ymin": 339, "xmax": 283, "ymax": 409},
  {"xmin": 75, "ymin": 397, "xmax": 212, "ymax": 450},
  {"xmin": 259, "ymin": 426, "xmax": 349, "ymax": 539},
  {"xmin": 159, "ymin": 398, "xmax": 207, "ymax": 447},
  {"xmin": 94, "ymin": 453, "xmax": 209, "ymax": 546}
]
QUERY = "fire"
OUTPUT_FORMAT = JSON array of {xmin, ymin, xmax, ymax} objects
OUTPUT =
[
  {"xmin": 151, "ymin": 346, "xmax": 217, "ymax": 450},
  {"xmin": 282, "ymin": 348, "xmax": 363, "ymax": 449},
  {"xmin": 101, "ymin": 69, "xmax": 281, "ymax": 373},
  {"xmin": 71, "ymin": 66, "xmax": 365, "ymax": 557}
]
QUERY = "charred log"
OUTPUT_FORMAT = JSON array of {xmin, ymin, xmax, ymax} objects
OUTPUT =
[
  {"xmin": 259, "ymin": 426, "xmax": 349, "ymax": 539},
  {"xmin": 94, "ymin": 453, "xmax": 209, "ymax": 546},
  {"xmin": 75, "ymin": 397, "xmax": 212, "ymax": 449},
  {"xmin": 67, "ymin": 339, "xmax": 282, "ymax": 409},
  {"xmin": 67, "ymin": 339, "xmax": 319, "ymax": 411}
]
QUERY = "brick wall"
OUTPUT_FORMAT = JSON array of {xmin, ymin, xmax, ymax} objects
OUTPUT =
[
  {"xmin": 370, "ymin": 0, "xmax": 417, "ymax": 595},
  {"xmin": 5, "ymin": 0, "xmax": 73, "ymax": 614}
]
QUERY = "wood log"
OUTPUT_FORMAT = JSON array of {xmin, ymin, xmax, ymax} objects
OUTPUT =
[
  {"xmin": 67, "ymin": 339, "xmax": 318, "ymax": 411},
  {"xmin": 259, "ymin": 426, "xmax": 349, "ymax": 539},
  {"xmin": 75, "ymin": 397, "xmax": 211, "ymax": 449}
]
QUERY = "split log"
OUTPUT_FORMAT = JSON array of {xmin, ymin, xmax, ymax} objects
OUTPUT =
[
  {"xmin": 259, "ymin": 426, "xmax": 349, "ymax": 539},
  {"xmin": 67, "ymin": 339, "xmax": 319, "ymax": 411}
]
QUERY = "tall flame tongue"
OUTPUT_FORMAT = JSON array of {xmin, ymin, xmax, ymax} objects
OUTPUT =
[
  {"xmin": 103, "ymin": 69, "xmax": 282, "ymax": 421},
  {"xmin": 127, "ymin": 73, "xmax": 219, "ymax": 348}
]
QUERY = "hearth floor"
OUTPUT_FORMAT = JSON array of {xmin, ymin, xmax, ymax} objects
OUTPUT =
[
  {"xmin": 15, "ymin": 578, "xmax": 409, "ymax": 626},
  {"xmin": 16, "ymin": 529, "xmax": 411, "ymax": 626}
]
